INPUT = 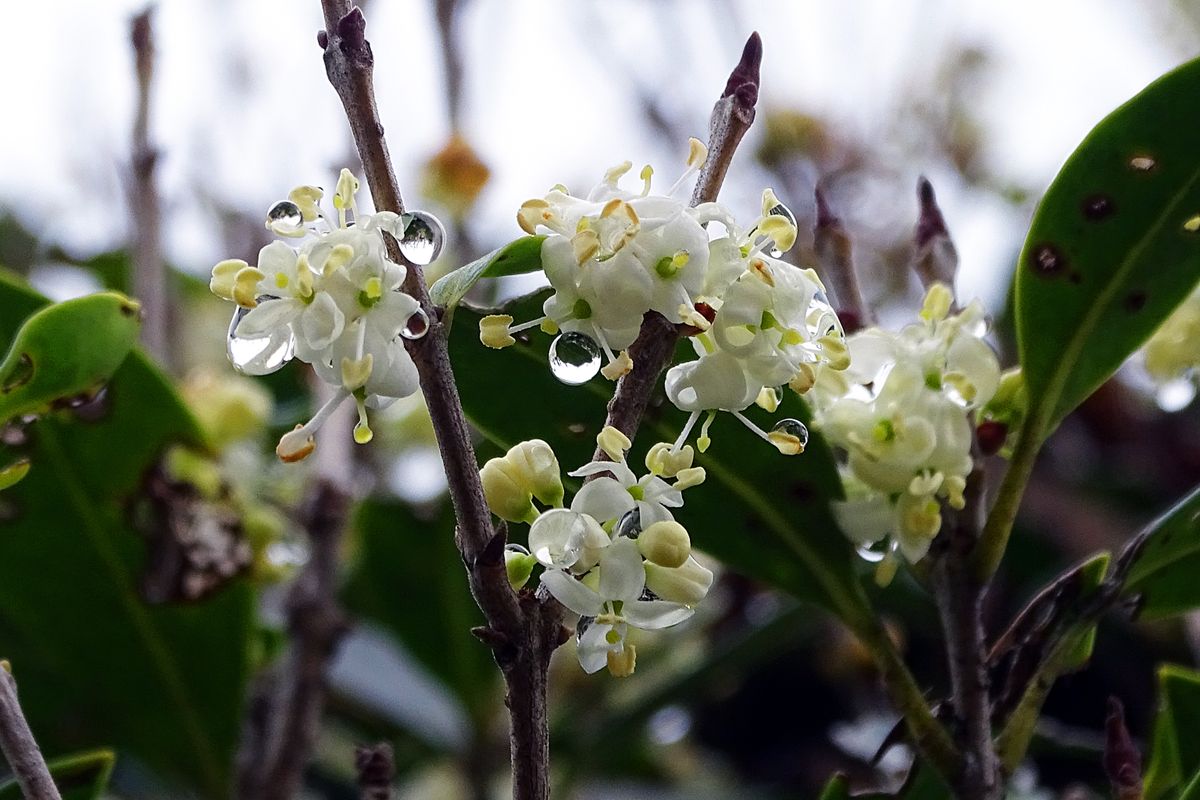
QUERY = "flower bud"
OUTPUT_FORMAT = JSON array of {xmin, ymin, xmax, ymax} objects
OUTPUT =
[
  {"xmin": 504, "ymin": 545, "xmax": 538, "ymax": 590},
  {"xmin": 210, "ymin": 259, "xmax": 248, "ymax": 301},
  {"xmin": 596, "ymin": 426, "xmax": 631, "ymax": 461},
  {"xmin": 637, "ymin": 520, "xmax": 691, "ymax": 568},
  {"xmin": 506, "ymin": 439, "xmax": 564, "ymax": 508},
  {"xmin": 480, "ymin": 458, "xmax": 537, "ymax": 523},
  {"xmin": 920, "ymin": 282, "xmax": 954, "ymax": 322},
  {"xmin": 644, "ymin": 556, "xmax": 713, "ymax": 606},
  {"xmin": 276, "ymin": 426, "xmax": 316, "ymax": 463}
]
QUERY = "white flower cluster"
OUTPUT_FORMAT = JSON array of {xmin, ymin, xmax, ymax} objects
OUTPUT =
[
  {"xmin": 481, "ymin": 428, "xmax": 712, "ymax": 677},
  {"xmin": 482, "ymin": 141, "xmax": 848, "ymax": 455},
  {"xmin": 210, "ymin": 169, "xmax": 440, "ymax": 462},
  {"xmin": 809, "ymin": 284, "xmax": 1001, "ymax": 579}
]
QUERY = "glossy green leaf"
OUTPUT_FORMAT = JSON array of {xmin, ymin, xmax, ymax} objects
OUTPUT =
[
  {"xmin": 428, "ymin": 235, "xmax": 545, "ymax": 313},
  {"xmin": 818, "ymin": 774, "xmax": 851, "ymax": 800},
  {"xmin": 0, "ymin": 273, "xmax": 255, "ymax": 797},
  {"xmin": 1016, "ymin": 57, "xmax": 1200, "ymax": 430},
  {"xmin": 1180, "ymin": 763, "xmax": 1200, "ymax": 800},
  {"xmin": 0, "ymin": 291, "xmax": 142, "ymax": 426},
  {"xmin": 1121, "ymin": 485, "xmax": 1200, "ymax": 620},
  {"xmin": 343, "ymin": 498, "xmax": 498, "ymax": 725},
  {"xmin": 1144, "ymin": 665, "xmax": 1200, "ymax": 800},
  {"xmin": 0, "ymin": 748, "xmax": 115, "ymax": 800},
  {"xmin": 448, "ymin": 290, "xmax": 870, "ymax": 628}
]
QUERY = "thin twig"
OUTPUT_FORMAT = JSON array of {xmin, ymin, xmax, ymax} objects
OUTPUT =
[
  {"xmin": 316, "ymin": 6, "xmax": 562, "ymax": 798},
  {"xmin": 251, "ymin": 480, "xmax": 352, "ymax": 800},
  {"xmin": 592, "ymin": 31, "xmax": 761, "ymax": 458},
  {"xmin": 912, "ymin": 177, "xmax": 959, "ymax": 291},
  {"xmin": 0, "ymin": 663, "xmax": 62, "ymax": 800},
  {"xmin": 813, "ymin": 183, "xmax": 871, "ymax": 332},
  {"xmin": 129, "ymin": 7, "xmax": 171, "ymax": 369}
]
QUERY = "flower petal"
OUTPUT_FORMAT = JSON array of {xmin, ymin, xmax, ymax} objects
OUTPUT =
[{"xmin": 540, "ymin": 569, "xmax": 604, "ymax": 617}]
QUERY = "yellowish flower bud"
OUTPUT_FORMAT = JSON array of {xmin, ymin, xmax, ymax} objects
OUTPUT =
[
  {"xmin": 920, "ymin": 282, "xmax": 954, "ymax": 323},
  {"xmin": 505, "ymin": 548, "xmax": 538, "ymax": 590},
  {"xmin": 340, "ymin": 355, "xmax": 374, "ymax": 391},
  {"xmin": 638, "ymin": 521, "xmax": 691, "ymax": 568},
  {"xmin": 644, "ymin": 556, "xmax": 713, "ymax": 606},
  {"xmin": 506, "ymin": 439, "xmax": 563, "ymax": 507},
  {"xmin": 480, "ymin": 458, "xmax": 537, "ymax": 523},
  {"xmin": 210, "ymin": 259, "xmax": 247, "ymax": 301},
  {"xmin": 645, "ymin": 442, "xmax": 694, "ymax": 477},
  {"xmin": 334, "ymin": 168, "xmax": 359, "ymax": 210},
  {"xmin": 596, "ymin": 426, "xmax": 631, "ymax": 461}
]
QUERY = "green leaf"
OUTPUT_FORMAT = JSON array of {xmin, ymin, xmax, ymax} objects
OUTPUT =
[
  {"xmin": 0, "ymin": 272, "xmax": 255, "ymax": 797},
  {"xmin": 448, "ymin": 290, "xmax": 870, "ymax": 628},
  {"xmin": 0, "ymin": 291, "xmax": 142, "ymax": 425},
  {"xmin": 0, "ymin": 748, "xmax": 115, "ymax": 800},
  {"xmin": 1121, "ymin": 485, "xmax": 1200, "ymax": 620},
  {"xmin": 818, "ymin": 774, "xmax": 852, "ymax": 800},
  {"xmin": 1016, "ymin": 56, "xmax": 1200, "ymax": 429},
  {"xmin": 343, "ymin": 499, "xmax": 498, "ymax": 726},
  {"xmin": 1145, "ymin": 665, "xmax": 1200, "ymax": 800},
  {"xmin": 1180, "ymin": 763, "xmax": 1200, "ymax": 800},
  {"xmin": 428, "ymin": 235, "xmax": 545, "ymax": 313}
]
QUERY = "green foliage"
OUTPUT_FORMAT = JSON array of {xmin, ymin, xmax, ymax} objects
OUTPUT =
[
  {"xmin": 343, "ymin": 498, "xmax": 498, "ymax": 726},
  {"xmin": 818, "ymin": 774, "xmax": 851, "ymax": 799},
  {"xmin": 0, "ymin": 748, "xmax": 114, "ymax": 800},
  {"xmin": 1121, "ymin": 485, "xmax": 1200, "ymax": 620},
  {"xmin": 1015, "ymin": 56, "xmax": 1200, "ymax": 431},
  {"xmin": 447, "ymin": 290, "xmax": 871, "ymax": 629},
  {"xmin": 429, "ymin": 235, "xmax": 546, "ymax": 314},
  {"xmin": 0, "ymin": 273, "xmax": 255, "ymax": 797},
  {"xmin": 0, "ymin": 291, "xmax": 142, "ymax": 426},
  {"xmin": 1145, "ymin": 665, "xmax": 1200, "ymax": 800}
]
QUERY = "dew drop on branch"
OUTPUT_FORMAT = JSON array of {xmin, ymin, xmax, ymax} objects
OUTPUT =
[
  {"xmin": 399, "ymin": 211, "xmax": 446, "ymax": 266},
  {"xmin": 400, "ymin": 307, "xmax": 429, "ymax": 340}
]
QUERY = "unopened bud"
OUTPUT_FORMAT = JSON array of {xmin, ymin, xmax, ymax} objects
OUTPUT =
[
  {"xmin": 504, "ymin": 545, "xmax": 538, "ymax": 590},
  {"xmin": 506, "ymin": 439, "xmax": 563, "ymax": 508},
  {"xmin": 479, "ymin": 458, "xmax": 537, "ymax": 523},
  {"xmin": 644, "ymin": 556, "xmax": 713, "ymax": 605},
  {"xmin": 638, "ymin": 521, "xmax": 691, "ymax": 568}
]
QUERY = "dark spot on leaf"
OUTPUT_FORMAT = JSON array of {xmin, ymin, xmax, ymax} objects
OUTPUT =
[
  {"xmin": 1068, "ymin": 271, "xmax": 1083, "ymax": 285},
  {"xmin": 789, "ymin": 482, "xmax": 815, "ymax": 501},
  {"xmin": 1124, "ymin": 291, "xmax": 1148, "ymax": 313},
  {"xmin": 0, "ymin": 498, "xmax": 19, "ymax": 523},
  {"xmin": 1028, "ymin": 243, "xmax": 1067, "ymax": 278},
  {"xmin": 1158, "ymin": 531, "xmax": 1173, "ymax": 545},
  {"xmin": 1082, "ymin": 193, "xmax": 1116, "ymax": 221}
]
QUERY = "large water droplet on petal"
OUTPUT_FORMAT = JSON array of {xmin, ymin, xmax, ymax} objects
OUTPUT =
[
  {"xmin": 856, "ymin": 543, "xmax": 887, "ymax": 563},
  {"xmin": 614, "ymin": 508, "xmax": 642, "ymax": 540},
  {"xmin": 549, "ymin": 331, "xmax": 601, "ymax": 385},
  {"xmin": 227, "ymin": 305, "xmax": 295, "ymax": 375},
  {"xmin": 267, "ymin": 200, "xmax": 303, "ymax": 231},
  {"xmin": 1156, "ymin": 377, "xmax": 1196, "ymax": 412},
  {"xmin": 399, "ymin": 211, "xmax": 446, "ymax": 266},
  {"xmin": 807, "ymin": 288, "xmax": 844, "ymax": 339},
  {"xmin": 576, "ymin": 615, "xmax": 595, "ymax": 643},
  {"xmin": 770, "ymin": 417, "xmax": 809, "ymax": 449},
  {"xmin": 400, "ymin": 307, "xmax": 429, "ymax": 340}
]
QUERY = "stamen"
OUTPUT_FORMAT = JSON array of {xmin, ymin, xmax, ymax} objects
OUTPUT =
[
  {"xmin": 729, "ymin": 409, "xmax": 773, "ymax": 444},
  {"xmin": 697, "ymin": 410, "xmax": 717, "ymax": 452},
  {"xmin": 639, "ymin": 164, "xmax": 653, "ymax": 196},
  {"xmin": 672, "ymin": 411, "xmax": 701, "ymax": 453},
  {"xmin": 509, "ymin": 316, "xmax": 548, "ymax": 334},
  {"xmin": 353, "ymin": 392, "xmax": 373, "ymax": 444},
  {"xmin": 590, "ymin": 324, "xmax": 618, "ymax": 365}
]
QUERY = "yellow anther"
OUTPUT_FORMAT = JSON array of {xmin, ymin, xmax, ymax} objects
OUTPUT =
[
  {"xmin": 324, "ymin": 243, "xmax": 355, "ymax": 275},
  {"xmin": 819, "ymin": 335, "xmax": 850, "ymax": 370},
  {"xmin": 295, "ymin": 255, "xmax": 315, "ymax": 298},
  {"xmin": 761, "ymin": 188, "xmax": 783, "ymax": 217},
  {"xmin": 517, "ymin": 199, "xmax": 550, "ymax": 235},
  {"xmin": 539, "ymin": 318, "xmax": 560, "ymax": 335},
  {"xmin": 944, "ymin": 475, "xmax": 967, "ymax": 510},
  {"xmin": 210, "ymin": 258, "xmax": 248, "ymax": 301},
  {"xmin": 677, "ymin": 303, "xmax": 712, "ymax": 331},
  {"xmin": 767, "ymin": 430, "xmax": 805, "ymax": 455},
  {"xmin": 601, "ymin": 198, "xmax": 624, "ymax": 218},
  {"xmin": 603, "ymin": 160, "xmax": 633, "ymax": 184},
  {"xmin": 288, "ymin": 185, "xmax": 324, "ymax": 221},
  {"xmin": 639, "ymin": 164, "xmax": 654, "ymax": 195},
  {"xmin": 232, "ymin": 267, "xmax": 266, "ymax": 308},
  {"xmin": 921, "ymin": 282, "xmax": 954, "ymax": 322},
  {"xmin": 600, "ymin": 350, "xmax": 633, "ymax": 381},
  {"xmin": 789, "ymin": 363, "xmax": 817, "ymax": 394},
  {"xmin": 673, "ymin": 466, "xmax": 706, "ymax": 490},
  {"xmin": 607, "ymin": 645, "xmax": 637, "ymax": 678},
  {"xmin": 757, "ymin": 215, "xmax": 797, "ymax": 253},
  {"xmin": 687, "ymin": 137, "xmax": 708, "ymax": 169},
  {"xmin": 276, "ymin": 425, "xmax": 316, "ymax": 463},
  {"xmin": 596, "ymin": 425, "xmax": 632, "ymax": 461},
  {"xmin": 363, "ymin": 276, "xmax": 383, "ymax": 301},
  {"xmin": 750, "ymin": 258, "xmax": 776, "ymax": 287},
  {"xmin": 908, "ymin": 471, "xmax": 943, "ymax": 496},
  {"xmin": 572, "ymin": 229, "xmax": 601, "ymax": 264},
  {"xmin": 875, "ymin": 549, "xmax": 901, "ymax": 588},
  {"xmin": 645, "ymin": 442, "xmax": 694, "ymax": 477},
  {"xmin": 479, "ymin": 315, "xmax": 516, "ymax": 349},
  {"xmin": 755, "ymin": 387, "xmax": 780, "ymax": 412}
]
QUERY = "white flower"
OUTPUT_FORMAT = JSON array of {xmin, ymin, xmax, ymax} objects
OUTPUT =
[
  {"xmin": 542, "ymin": 538, "xmax": 694, "ymax": 675},
  {"xmin": 528, "ymin": 508, "xmax": 608, "ymax": 572}
]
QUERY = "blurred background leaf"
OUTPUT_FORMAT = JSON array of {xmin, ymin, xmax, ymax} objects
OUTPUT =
[{"xmin": 0, "ymin": 748, "xmax": 115, "ymax": 800}]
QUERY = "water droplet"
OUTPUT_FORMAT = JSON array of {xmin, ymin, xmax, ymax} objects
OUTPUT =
[
  {"xmin": 227, "ymin": 305, "xmax": 295, "ymax": 375},
  {"xmin": 1156, "ymin": 378, "xmax": 1196, "ymax": 412},
  {"xmin": 766, "ymin": 201, "xmax": 797, "ymax": 257},
  {"xmin": 1082, "ymin": 193, "xmax": 1116, "ymax": 221},
  {"xmin": 1129, "ymin": 155, "xmax": 1157, "ymax": 172},
  {"xmin": 614, "ymin": 508, "xmax": 641, "ymax": 539},
  {"xmin": 770, "ymin": 418, "xmax": 809, "ymax": 449},
  {"xmin": 400, "ymin": 307, "xmax": 429, "ymax": 339},
  {"xmin": 399, "ymin": 211, "xmax": 446, "ymax": 266},
  {"xmin": 549, "ymin": 332, "xmax": 601, "ymax": 385},
  {"xmin": 504, "ymin": 543, "xmax": 531, "ymax": 556},
  {"xmin": 856, "ymin": 543, "xmax": 886, "ymax": 563},
  {"xmin": 1184, "ymin": 214, "xmax": 1200, "ymax": 233},
  {"xmin": 1028, "ymin": 242, "xmax": 1067, "ymax": 277},
  {"xmin": 267, "ymin": 200, "xmax": 303, "ymax": 230},
  {"xmin": 576, "ymin": 615, "xmax": 595, "ymax": 642}
]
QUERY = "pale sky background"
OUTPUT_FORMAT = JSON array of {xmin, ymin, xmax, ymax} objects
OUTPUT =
[{"xmin": 1, "ymin": 0, "xmax": 1193, "ymax": 312}]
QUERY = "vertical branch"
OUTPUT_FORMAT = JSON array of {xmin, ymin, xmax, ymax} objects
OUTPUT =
[
  {"xmin": 316, "ymin": 5, "xmax": 560, "ymax": 798},
  {"xmin": 913, "ymin": 178, "xmax": 1000, "ymax": 799},
  {"xmin": 813, "ymin": 184, "xmax": 871, "ymax": 332},
  {"xmin": 594, "ymin": 32, "xmax": 761, "ymax": 453},
  {"xmin": 244, "ymin": 480, "xmax": 352, "ymax": 800},
  {"xmin": 128, "ymin": 8, "xmax": 171, "ymax": 369},
  {"xmin": 0, "ymin": 663, "xmax": 62, "ymax": 800}
]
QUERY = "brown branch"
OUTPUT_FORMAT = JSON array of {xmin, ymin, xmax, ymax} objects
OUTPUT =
[
  {"xmin": 128, "ymin": 7, "xmax": 171, "ymax": 369},
  {"xmin": 317, "ymin": 5, "xmax": 562, "ymax": 798},
  {"xmin": 246, "ymin": 480, "xmax": 352, "ymax": 800},
  {"xmin": 355, "ymin": 742, "xmax": 394, "ymax": 800},
  {"xmin": 0, "ymin": 663, "xmax": 62, "ymax": 800},
  {"xmin": 814, "ymin": 183, "xmax": 871, "ymax": 332},
  {"xmin": 912, "ymin": 177, "xmax": 959, "ymax": 291},
  {"xmin": 592, "ymin": 31, "xmax": 761, "ymax": 458}
]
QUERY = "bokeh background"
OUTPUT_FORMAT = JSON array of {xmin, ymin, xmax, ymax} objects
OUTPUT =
[{"xmin": 3, "ymin": 1, "xmax": 1200, "ymax": 797}]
